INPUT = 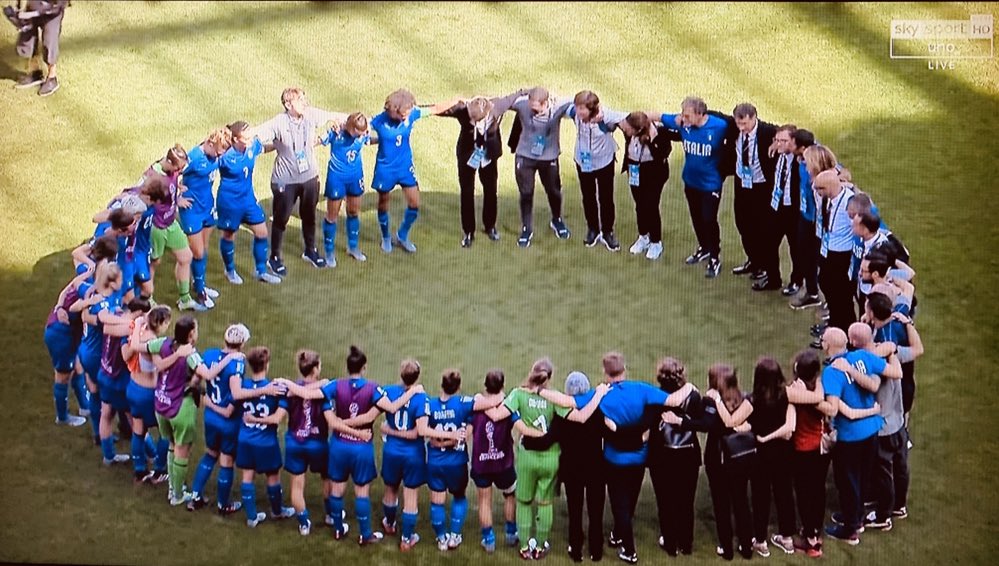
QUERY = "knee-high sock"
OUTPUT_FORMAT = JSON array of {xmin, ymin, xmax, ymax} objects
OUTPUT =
[
  {"xmin": 401, "ymin": 511, "xmax": 418, "ymax": 540},
  {"xmin": 220, "ymin": 238, "xmax": 236, "ymax": 272},
  {"xmin": 53, "ymin": 382, "xmax": 69, "ymax": 422},
  {"xmin": 71, "ymin": 373, "xmax": 89, "ymax": 412},
  {"xmin": 241, "ymin": 482, "xmax": 257, "ymax": 520},
  {"xmin": 100, "ymin": 437, "xmax": 115, "ymax": 461},
  {"xmin": 536, "ymin": 503, "xmax": 553, "ymax": 544},
  {"xmin": 378, "ymin": 210, "xmax": 390, "ymax": 239},
  {"xmin": 191, "ymin": 256, "xmax": 207, "ymax": 295},
  {"xmin": 383, "ymin": 502, "xmax": 398, "ymax": 527},
  {"xmin": 171, "ymin": 457, "xmax": 189, "ymax": 498},
  {"xmin": 450, "ymin": 496, "xmax": 469, "ymax": 536},
  {"xmin": 253, "ymin": 237, "xmax": 269, "ymax": 276},
  {"xmin": 266, "ymin": 483, "xmax": 283, "ymax": 516},
  {"xmin": 398, "ymin": 207, "xmax": 419, "ymax": 241},
  {"xmin": 297, "ymin": 508, "xmax": 311, "ymax": 528},
  {"xmin": 217, "ymin": 466, "xmax": 234, "ymax": 507},
  {"xmin": 177, "ymin": 280, "xmax": 191, "ymax": 303},
  {"xmin": 430, "ymin": 502, "xmax": 447, "ymax": 540},
  {"xmin": 130, "ymin": 433, "xmax": 147, "ymax": 473},
  {"xmin": 144, "ymin": 433, "xmax": 156, "ymax": 459},
  {"xmin": 154, "ymin": 437, "xmax": 169, "ymax": 472},
  {"xmin": 322, "ymin": 218, "xmax": 337, "ymax": 257},
  {"xmin": 191, "ymin": 453, "xmax": 218, "ymax": 497},
  {"xmin": 356, "ymin": 496, "xmax": 372, "ymax": 539},
  {"xmin": 516, "ymin": 500, "xmax": 533, "ymax": 547},
  {"xmin": 328, "ymin": 495, "xmax": 345, "ymax": 532},
  {"xmin": 346, "ymin": 215, "xmax": 360, "ymax": 249},
  {"xmin": 506, "ymin": 520, "xmax": 518, "ymax": 539}
]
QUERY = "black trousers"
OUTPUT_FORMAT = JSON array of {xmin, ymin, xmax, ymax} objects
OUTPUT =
[
  {"xmin": 795, "ymin": 217, "xmax": 820, "ymax": 296},
  {"xmin": 514, "ymin": 156, "xmax": 563, "ymax": 232},
  {"xmin": 457, "ymin": 159, "xmax": 498, "ymax": 235},
  {"xmin": 902, "ymin": 361, "xmax": 916, "ymax": 413},
  {"xmin": 751, "ymin": 440, "xmax": 797, "ymax": 540},
  {"xmin": 819, "ymin": 250, "xmax": 857, "ymax": 331},
  {"xmin": 606, "ymin": 464, "xmax": 644, "ymax": 555},
  {"xmin": 649, "ymin": 448, "xmax": 700, "ymax": 554},
  {"xmin": 733, "ymin": 182, "xmax": 770, "ymax": 267},
  {"xmin": 875, "ymin": 429, "xmax": 910, "ymax": 519},
  {"xmin": 563, "ymin": 472, "xmax": 606, "ymax": 558},
  {"xmin": 706, "ymin": 462, "xmax": 753, "ymax": 554},
  {"xmin": 762, "ymin": 203, "xmax": 800, "ymax": 284},
  {"xmin": 270, "ymin": 176, "xmax": 320, "ymax": 258},
  {"xmin": 629, "ymin": 163, "xmax": 667, "ymax": 243},
  {"xmin": 577, "ymin": 161, "xmax": 616, "ymax": 235},
  {"xmin": 793, "ymin": 449, "xmax": 830, "ymax": 538},
  {"xmin": 684, "ymin": 186, "xmax": 722, "ymax": 258},
  {"xmin": 832, "ymin": 435, "xmax": 878, "ymax": 531}
]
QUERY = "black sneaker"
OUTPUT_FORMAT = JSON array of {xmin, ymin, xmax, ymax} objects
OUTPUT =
[
  {"xmin": 825, "ymin": 524, "xmax": 860, "ymax": 545},
  {"xmin": 461, "ymin": 232, "xmax": 474, "ymax": 248},
  {"xmin": 567, "ymin": 545, "xmax": 583, "ymax": 563},
  {"xmin": 863, "ymin": 511, "xmax": 893, "ymax": 531},
  {"xmin": 809, "ymin": 338, "xmax": 823, "ymax": 349},
  {"xmin": 217, "ymin": 501, "xmax": 243, "ymax": 516},
  {"xmin": 603, "ymin": 232, "xmax": 620, "ymax": 252},
  {"xmin": 781, "ymin": 282, "xmax": 801, "ymax": 296},
  {"xmin": 705, "ymin": 258, "xmax": 721, "ymax": 279},
  {"xmin": 810, "ymin": 323, "xmax": 828, "ymax": 337},
  {"xmin": 731, "ymin": 260, "xmax": 754, "ymax": 275},
  {"xmin": 302, "ymin": 249, "xmax": 327, "ymax": 268},
  {"xmin": 684, "ymin": 247, "xmax": 710, "ymax": 265},
  {"xmin": 15, "ymin": 70, "xmax": 44, "ymax": 89},
  {"xmin": 752, "ymin": 275, "xmax": 782, "ymax": 291},
  {"xmin": 584, "ymin": 229, "xmax": 602, "ymax": 248},
  {"xmin": 892, "ymin": 507, "xmax": 908, "ymax": 520},
  {"xmin": 617, "ymin": 548, "xmax": 638, "ymax": 564},
  {"xmin": 38, "ymin": 76, "xmax": 59, "ymax": 97},
  {"xmin": 517, "ymin": 227, "xmax": 533, "ymax": 248},
  {"xmin": 485, "ymin": 227, "xmax": 500, "ymax": 241},
  {"xmin": 716, "ymin": 545, "xmax": 735, "ymax": 561},
  {"xmin": 750, "ymin": 269, "xmax": 767, "ymax": 281},
  {"xmin": 608, "ymin": 532, "xmax": 623, "ymax": 548},
  {"xmin": 268, "ymin": 256, "xmax": 287, "ymax": 277},
  {"xmin": 187, "ymin": 495, "xmax": 209, "ymax": 512},
  {"xmin": 550, "ymin": 218, "xmax": 570, "ymax": 239},
  {"xmin": 791, "ymin": 294, "xmax": 822, "ymax": 310}
]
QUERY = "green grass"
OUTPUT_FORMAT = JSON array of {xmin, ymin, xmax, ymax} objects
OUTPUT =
[{"xmin": 1, "ymin": 1, "xmax": 998, "ymax": 564}]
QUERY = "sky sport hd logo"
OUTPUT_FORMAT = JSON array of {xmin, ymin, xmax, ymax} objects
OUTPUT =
[{"xmin": 890, "ymin": 14, "xmax": 994, "ymax": 70}]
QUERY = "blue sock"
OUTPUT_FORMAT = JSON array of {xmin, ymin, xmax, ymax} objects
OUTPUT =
[
  {"xmin": 322, "ymin": 218, "xmax": 337, "ymax": 257},
  {"xmin": 378, "ymin": 210, "xmax": 390, "ymax": 239},
  {"xmin": 130, "ymin": 433, "xmax": 147, "ymax": 473},
  {"xmin": 506, "ymin": 520, "xmax": 518, "ymax": 538},
  {"xmin": 346, "ymin": 215, "xmax": 360, "ymax": 249},
  {"xmin": 71, "ymin": 373, "xmax": 89, "ymax": 411},
  {"xmin": 253, "ymin": 237, "xmax": 269, "ymax": 276},
  {"xmin": 297, "ymin": 508, "xmax": 311, "ymax": 528},
  {"xmin": 266, "ymin": 483, "xmax": 283, "ymax": 516},
  {"xmin": 402, "ymin": 511, "xmax": 418, "ymax": 540},
  {"xmin": 154, "ymin": 437, "xmax": 169, "ymax": 472},
  {"xmin": 450, "ymin": 496, "xmax": 468, "ymax": 536},
  {"xmin": 191, "ymin": 256, "xmax": 207, "ymax": 295},
  {"xmin": 144, "ymin": 434, "xmax": 156, "ymax": 459},
  {"xmin": 100, "ymin": 436, "xmax": 115, "ymax": 461},
  {"xmin": 328, "ymin": 495, "xmax": 345, "ymax": 531},
  {"xmin": 220, "ymin": 238, "xmax": 236, "ymax": 273},
  {"xmin": 356, "ymin": 496, "xmax": 372, "ymax": 539},
  {"xmin": 399, "ymin": 206, "xmax": 419, "ymax": 241},
  {"xmin": 192, "ymin": 453, "xmax": 217, "ymax": 497},
  {"xmin": 53, "ymin": 382, "xmax": 69, "ymax": 422},
  {"xmin": 241, "ymin": 482, "xmax": 257, "ymax": 521},
  {"xmin": 217, "ymin": 466, "xmax": 234, "ymax": 507},
  {"xmin": 430, "ymin": 502, "xmax": 447, "ymax": 540},
  {"xmin": 383, "ymin": 502, "xmax": 398, "ymax": 527},
  {"xmin": 482, "ymin": 525, "xmax": 495, "ymax": 542},
  {"xmin": 88, "ymin": 391, "xmax": 101, "ymax": 437},
  {"xmin": 324, "ymin": 496, "xmax": 334, "ymax": 518}
]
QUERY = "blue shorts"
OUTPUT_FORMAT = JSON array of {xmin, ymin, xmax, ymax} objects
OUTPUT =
[
  {"xmin": 98, "ymin": 369, "xmax": 129, "ymax": 412},
  {"xmin": 328, "ymin": 438, "xmax": 377, "ymax": 485},
  {"xmin": 381, "ymin": 447, "xmax": 427, "ymax": 488},
  {"xmin": 285, "ymin": 437, "xmax": 329, "ymax": 477},
  {"xmin": 126, "ymin": 379, "xmax": 157, "ymax": 429},
  {"xmin": 204, "ymin": 411, "xmax": 239, "ymax": 455},
  {"xmin": 427, "ymin": 462, "xmax": 469, "ymax": 496},
  {"xmin": 132, "ymin": 249, "xmax": 152, "ymax": 284},
  {"xmin": 179, "ymin": 206, "xmax": 217, "ymax": 236},
  {"xmin": 217, "ymin": 202, "xmax": 266, "ymax": 232},
  {"xmin": 471, "ymin": 466, "xmax": 517, "ymax": 492},
  {"xmin": 325, "ymin": 175, "xmax": 365, "ymax": 200},
  {"xmin": 236, "ymin": 439, "xmax": 283, "ymax": 474},
  {"xmin": 79, "ymin": 348, "xmax": 101, "ymax": 382},
  {"xmin": 118, "ymin": 258, "xmax": 137, "ymax": 296},
  {"xmin": 44, "ymin": 323, "xmax": 75, "ymax": 373},
  {"xmin": 371, "ymin": 165, "xmax": 418, "ymax": 193}
]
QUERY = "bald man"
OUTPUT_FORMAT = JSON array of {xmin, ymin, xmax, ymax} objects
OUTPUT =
[{"xmin": 814, "ymin": 170, "xmax": 857, "ymax": 334}]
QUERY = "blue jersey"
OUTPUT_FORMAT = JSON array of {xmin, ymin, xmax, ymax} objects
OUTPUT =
[
  {"xmin": 382, "ymin": 385, "xmax": 429, "ymax": 454},
  {"xmin": 202, "ymin": 348, "xmax": 245, "ymax": 415},
  {"xmin": 321, "ymin": 130, "xmax": 370, "ymax": 182},
  {"xmin": 662, "ymin": 113, "xmax": 728, "ymax": 191},
  {"xmin": 597, "ymin": 381, "xmax": 668, "ymax": 466},
  {"xmin": 371, "ymin": 107, "xmax": 423, "ymax": 173},
  {"xmin": 181, "ymin": 144, "xmax": 220, "ymax": 212},
  {"xmin": 237, "ymin": 376, "xmax": 281, "ymax": 446},
  {"xmin": 425, "ymin": 394, "xmax": 475, "ymax": 466},
  {"xmin": 822, "ymin": 351, "xmax": 885, "ymax": 442},
  {"xmin": 218, "ymin": 138, "xmax": 264, "ymax": 204},
  {"xmin": 81, "ymin": 293, "xmax": 118, "ymax": 356}
]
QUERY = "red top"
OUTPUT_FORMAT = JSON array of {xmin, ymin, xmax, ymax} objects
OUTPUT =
[{"xmin": 794, "ymin": 404, "xmax": 825, "ymax": 452}]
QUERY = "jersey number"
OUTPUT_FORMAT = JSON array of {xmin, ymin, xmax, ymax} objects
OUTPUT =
[
  {"xmin": 532, "ymin": 414, "xmax": 549, "ymax": 434},
  {"xmin": 395, "ymin": 135, "xmax": 403, "ymax": 147},
  {"xmin": 394, "ymin": 411, "xmax": 409, "ymax": 431},
  {"xmin": 243, "ymin": 401, "xmax": 270, "ymax": 430}
]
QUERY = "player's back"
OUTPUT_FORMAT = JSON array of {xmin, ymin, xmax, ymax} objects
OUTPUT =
[
  {"xmin": 382, "ymin": 384, "xmax": 427, "ymax": 453},
  {"xmin": 182, "ymin": 144, "xmax": 219, "ymax": 209},
  {"xmin": 427, "ymin": 395, "xmax": 474, "ymax": 465},
  {"xmin": 202, "ymin": 348, "xmax": 243, "ymax": 422},
  {"xmin": 218, "ymin": 140, "xmax": 263, "ymax": 201},
  {"xmin": 237, "ymin": 376, "xmax": 280, "ymax": 445}
]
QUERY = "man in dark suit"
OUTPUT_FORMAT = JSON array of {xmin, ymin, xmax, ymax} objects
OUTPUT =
[
  {"xmin": 761, "ymin": 124, "xmax": 804, "ymax": 294},
  {"xmin": 729, "ymin": 103, "xmax": 778, "ymax": 289}
]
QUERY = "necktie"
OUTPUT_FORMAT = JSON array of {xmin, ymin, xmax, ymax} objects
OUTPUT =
[
  {"xmin": 822, "ymin": 196, "xmax": 831, "ymax": 232},
  {"xmin": 740, "ymin": 134, "xmax": 750, "ymax": 169},
  {"xmin": 776, "ymin": 155, "xmax": 786, "ymax": 192}
]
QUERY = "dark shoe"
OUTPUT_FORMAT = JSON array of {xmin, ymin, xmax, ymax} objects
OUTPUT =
[
  {"xmin": 567, "ymin": 545, "xmax": 583, "ymax": 563},
  {"xmin": 616, "ymin": 548, "xmax": 638, "ymax": 564},
  {"xmin": 38, "ymin": 76, "xmax": 59, "ymax": 97},
  {"xmin": 584, "ymin": 229, "xmax": 602, "ymax": 248},
  {"xmin": 302, "ymin": 249, "xmax": 327, "ymax": 268},
  {"xmin": 608, "ymin": 532, "xmax": 623, "ymax": 548},
  {"xmin": 603, "ymin": 232, "xmax": 621, "ymax": 252},
  {"xmin": 461, "ymin": 232, "xmax": 474, "ymax": 248},
  {"xmin": 187, "ymin": 495, "xmax": 209, "ymax": 512},
  {"xmin": 752, "ymin": 275, "xmax": 783, "ymax": 291},
  {"xmin": 862, "ymin": 511, "xmax": 893, "ymax": 531},
  {"xmin": 550, "ymin": 218, "xmax": 570, "ymax": 239},
  {"xmin": 486, "ymin": 227, "xmax": 500, "ymax": 241},
  {"xmin": 15, "ymin": 70, "xmax": 44, "ymax": 89},
  {"xmin": 781, "ymin": 282, "xmax": 801, "ymax": 296},
  {"xmin": 750, "ymin": 269, "xmax": 767, "ymax": 281},
  {"xmin": 825, "ymin": 524, "xmax": 860, "ymax": 545},
  {"xmin": 705, "ymin": 258, "xmax": 721, "ymax": 279},
  {"xmin": 684, "ymin": 247, "xmax": 710, "ymax": 265},
  {"xmin": 737, "ymin": 543, "xmax": 753, "ymax": 559},
  {"xmin": 791, "ymin": 294, "xmax": 822, "ymax": 310},
  {"xmin": 517, "ymin": 226, "xmax": 533, "ymax": 248},
  {"xmin": 811, "ymin": 322, "xmax": 828, "ymax": 337},
  {"xmin": 268, "ymin": 256, "xmax": 287, "ymax": 277},
  {"xmin": 731, "ymin": 260, "xmax": 754, "ymax": 275},
  {"xmin": 716, "ymin": 545, "xmax": 734, "ymax": 561}
]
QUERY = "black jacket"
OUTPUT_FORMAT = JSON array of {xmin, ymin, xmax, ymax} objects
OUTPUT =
[
  {"xmin": 440, "ymin": 90, "xmax": 525, "ymax": 163},
  {"xmin": 620, "ymin": 125, "xmax": 680, "ymax": 182}
]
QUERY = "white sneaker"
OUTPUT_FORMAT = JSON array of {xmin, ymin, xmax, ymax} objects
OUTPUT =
[
  {"xmin": 630, "ymin": 234, "xmax": 650, "ymax": 254},
  {"xmin": 437, "ymin": 534, "xmax": 451, "ymax": 551},
  {"xmin": 225, "ymin": 270, "xmax": 244, "ymax": 285},
  {"xmin": 102, "ymin": 453, "xmax": 130, "ymax": 466},
  {"xmin": 169, "ymin": 491, "xmax": 193, "ymax": 507},
  {"xmin": 645, "ymin": 241, "xmax": 664, "ymax": 260},
  {"xmin": 256, "ymin": 272, "xmax": 282, "ymax": 284},
  {"xmin": 204, "ymin": 287, "xmax": 220, "ymax": 299},
  {"xmin": 56, "ymin": 415, "xmax": 87, "ymax": 427},
  {"xmin": 299, "ymin": 520, "xmax": 312, "ymax": 536},
  {"xmin": 177, "ymin": 297, "xmax": 209, "ymax": 312},
  {"xmin": 347, "ymin": 247, "xmax": 367, "ymax": 262},
  {"xmin": 271, "ymin": 506, "xmax": 295, "ymax": 519},
  {"xmin": 247, "ymin": 512, "xmax": 267, "ymax": 528},
  {"xmin": 78, "ymin": 408, "xmax": 91, "ymax": 418},
  {"xmin": 448, "ymin": 533, "xmax": 463, "ymax": 549}
]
